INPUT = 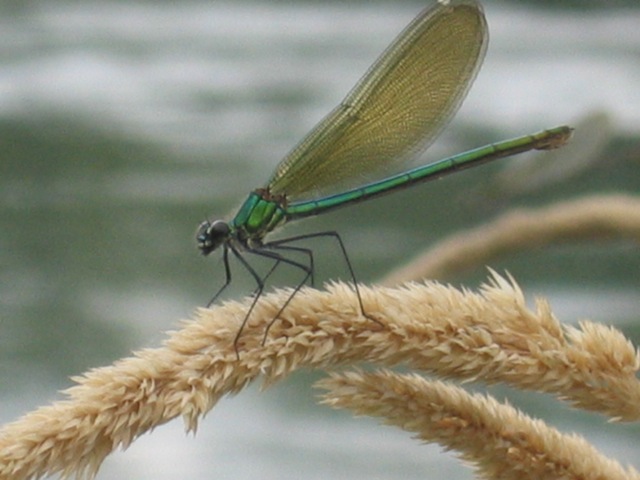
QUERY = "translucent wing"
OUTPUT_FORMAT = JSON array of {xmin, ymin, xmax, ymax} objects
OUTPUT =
[{"xmin": 267, "ymin": 0, "xmax": 488, "ymax": 202}]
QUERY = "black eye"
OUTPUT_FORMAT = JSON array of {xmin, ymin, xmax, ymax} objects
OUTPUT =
[
  {"xmin": 210, "ymin": 221, "xmax": 230, "ymax": 236},
  {"xmin": 196, "ymin": 220, "xmax": 229, "ymax": 255}
]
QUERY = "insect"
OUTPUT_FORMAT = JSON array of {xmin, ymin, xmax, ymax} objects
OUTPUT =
[{"xmin": 196, "ymin": 0, "xmax": 572, "ymax": 355}]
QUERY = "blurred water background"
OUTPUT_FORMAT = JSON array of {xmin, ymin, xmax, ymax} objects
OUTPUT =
[{"xmin": 1, "ymin": 0, "xmax": 640, "ymax": 478}]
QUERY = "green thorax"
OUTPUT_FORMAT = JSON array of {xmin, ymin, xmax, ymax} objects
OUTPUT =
[{"xmin": 230, "ymin": 188, "xmax": 288, "ymax": 243}]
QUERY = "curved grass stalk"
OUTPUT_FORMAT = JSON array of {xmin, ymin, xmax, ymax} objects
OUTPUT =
[
  {"xmin": 382, "ymin": 194, "xmax": 640, "ymax": 284},
  {"xmin": 0, "ymin": 273, "xmax": 638, "ymax": 478},
  {"xmin": 317, "ymin": 369, "xmax": 640, "ymax": 480}
]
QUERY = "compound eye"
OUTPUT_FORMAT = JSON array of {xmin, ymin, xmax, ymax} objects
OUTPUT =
[{"xmin": 196, "ymin": 220, "xmax": 230, "ymax": 255}]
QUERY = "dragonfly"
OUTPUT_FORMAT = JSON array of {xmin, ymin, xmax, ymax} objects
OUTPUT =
[{"xmin": 196, "ymin": 0, "xmax": 572, "ymax": 355}]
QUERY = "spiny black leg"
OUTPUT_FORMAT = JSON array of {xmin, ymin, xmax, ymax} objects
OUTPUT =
[
  {"xmin": 325, "ymin": 231, "xmax": 384, "ymax": 329},
  {"xmin": 266, "ymin": 231, "xmax": 383, "ymax": 328},
  {"xmin": 263, "ymin": 269, "xmax": 309, "ymax": 344},
  {"xmin": 207, "ymin": 245, "xmax": 232, "ymax": 307},
  {"xmin": 229, "ymin": 245, "xmax": 267, "ymax": 360},
  {"xmin": 223, "ymin": 230, "xmax": 383, "ymax": 358},
  {"xmin": 317, "ymin": 231, "xmax": 372, "ymax": 321},
  {"xmin": 246, "ymin": 247, "xmax": 312, "ymax": 345},
  {"xmin": 225, "ymin": 245, "xmax": 310, "ymax": 358},
  {"xmin": 251, "ymin": 258, "xmax": 282, "ymax": 298},
  {"xmin": 247, "ymin": 245, "xmax": 307, "ymax": 297},
  {"xmin": 263, "ymin": 241, "xmax": 315, "ymax": 287}
]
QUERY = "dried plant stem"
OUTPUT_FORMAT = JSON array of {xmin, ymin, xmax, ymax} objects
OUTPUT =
[
  {"xmin": 382, "ymin": 194, "xmax": 640, "ymax": 284},
  {"xmin": 317, "ymin": 369, "xmax": 640, "ymax": 480},
  {"xmin": 0, "ymin": 275, "xmax": 638, "ymax": 479}
]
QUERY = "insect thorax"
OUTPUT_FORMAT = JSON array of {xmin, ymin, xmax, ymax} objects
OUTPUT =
[{"xmin": 231, "ymin": 189, "xmax": 287, "ymax": 245}]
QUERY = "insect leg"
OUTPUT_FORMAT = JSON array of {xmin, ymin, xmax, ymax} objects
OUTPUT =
[
  {"xmin": 246, "ymin": 246, "xmax": 312, "ymax": 345},
  {"xmin": 207, "ymin": 245, "xmax": 232, "ymax": 307},
  {"xmin": 264, "ymin": 231, "xmax": 381, "ymax": 327},
  {"xmin": 228, "ymin": 244, "xmax": 268, "ymax": 360},
  {"xmin": 262, "ymin": 240, "xmax": 315, "ymax": 287}
]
